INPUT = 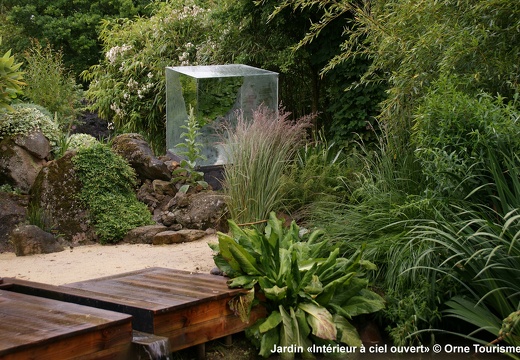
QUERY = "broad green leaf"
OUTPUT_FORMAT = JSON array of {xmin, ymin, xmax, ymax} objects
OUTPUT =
[
  {"xmin": 299, "ymin": 302, "xmax": 337, "ymax": 340},
  {"xmin": 213, "ymin": 254, "xmax": 239, "ymax": 277},
  {"xmin": 279, "ymin": 305, "xmax": 296, "ymax": 360},
  {"xmin": 333, "ymin": 314, "xmax": 362, "ymax": 347},
  {"xmin": 303, "ymin": 275, "xmax": 323, "ymax": 296},
  {"xmin": 228, "ymin": 241, "xmax": 262, "ymax": 275},
  {"xmin": 259, "ymin": 327, "xmax": 280, "ymax": 358},
  {"xmin": 217, "ymin": 234, "xmax": 241, "ymax": 272},
  {"xmin": 228, "ymin": 219, "xmax": 249, "ymax": 240},
  {"xmin": 227, "ymin": 275, "xmax": 257, "ymax": 289},
  {"xmin": 277, "ymin": 248, "xmax": 291, "ymax": 283},
  {"xmin": 316, "ymin": 248, "xmax": 339, "ymax": 277},
  {"xmin": 359, "ymin": 259, "xmax": 377, "ymax": 270},
  {"xmin": 316, "ymin": 273, "xmax": 354, "ymax": 305},
  {"xmin": 259, "ymin": 310, "xmax": 283, "ymax": 333},
  {"xmin": 264, "ymin": 285, "xmax": 288, "ymax": 301},
  {"xmin": 298, "ymin": 263, "xmax": 318, "ymax": 292},
  {"xmin": 281, "ymin": 221, "xmax": 299, "ymax": 248},
  {"xmin": 294, "ymin": 307, "xmax": 311, "ymax": 340},
  {"xmin": 306, "ymin": 228, "xmax": 325, "ymax": 245},
  {"xmin": 329, "ymin": 277, "xmax": 369, "ymax": 306},
  {"xmin": 341, "ymin": 289, "xmax": 385, "ymax": 318},
  {"xmin": 258, "ymin": 276, "xmax": 276, "ymax": 290}
]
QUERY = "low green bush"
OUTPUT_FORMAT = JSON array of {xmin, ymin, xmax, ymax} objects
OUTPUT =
[
  {"xmin": 0, "ymin": 103, "xmax": 61, "ymax": 147},
  {"xmin": 212, "ymin": 213, "xmax": 385, "ymax": 359},
  {"xmin": 72, "ymin": 143, "xmax": 153, "ymax": 244}
]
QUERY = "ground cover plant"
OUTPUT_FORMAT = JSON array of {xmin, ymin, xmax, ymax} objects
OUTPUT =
[
  {"xmin": 72, "ymin": 143, "xmax": 153, "ymax": 244},
  {"xmin": 212, "ymin": 212, "xmax": 385, "ymax": 359}
]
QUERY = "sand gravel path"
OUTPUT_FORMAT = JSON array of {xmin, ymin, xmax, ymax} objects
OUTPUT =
[{"xmin": 0, "ymin": 235, "xmax": 218, "ymax": 285}]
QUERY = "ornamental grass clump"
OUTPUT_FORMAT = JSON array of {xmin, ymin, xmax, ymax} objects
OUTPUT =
[{"xmin": 222, "ymin": 106, "xmax": 310, "ymax": 225}]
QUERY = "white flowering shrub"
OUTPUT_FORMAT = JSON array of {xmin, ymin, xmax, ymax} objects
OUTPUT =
[
  {"xmin": 67, "ymin": 133, "xmax": 99, "ymax": 150},
  {"xmin": 0, "ymin": 103, "xmax": 61, "ymax": 146},
  {"xmin": 82, "ymin": 0, "xmax": 219, "ymax": 153}
]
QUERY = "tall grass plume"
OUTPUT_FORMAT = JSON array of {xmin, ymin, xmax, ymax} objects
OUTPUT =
[{"xmin": 221, "ymin": 106, "xmax": 311, "ymax": 225}]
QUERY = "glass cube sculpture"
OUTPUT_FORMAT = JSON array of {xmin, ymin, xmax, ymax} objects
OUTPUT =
[{"xmin": 166, "ymin": 64, "xmax": 278, "ymax": 166}]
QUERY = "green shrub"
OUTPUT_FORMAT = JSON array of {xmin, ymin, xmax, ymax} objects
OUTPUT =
[
  {"xmin": 412, "ymin": 77, "xmax": 520, "ymax": 198},
  {"xmin": 22, "ymin": 41, "xmax": 83, "ymax": 131},
  {"xmin": 0, "ymin": 38, "xmax": 25, "ymax": 111},
  {"xmin": 222, "ymin": 106, "xmax": 310, "ymax": 226},
  {"xmin": 72, "ymin": 143, "xmax": 153, "ymax": 244},
  {"xmin": 67, "ymin": 133, "xmax": 99, "ymax": 150},
  {"xmin": 0, "ymin": 103, "xmax": 61, "ymax": 146},
  {"xmin": 213, "ymin": 213, "xmax": 385, "ymax": 358},
  {"xmin": 82, "ymin": 0, "xmax": 217, "ymax": 153},
  {"xmin": 280, "ymin": 130, "xmax": 352, "ymax": 216}
]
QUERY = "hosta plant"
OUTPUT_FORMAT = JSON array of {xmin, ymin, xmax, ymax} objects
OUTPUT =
[{"xmin": 212, "ymin": 212, "xmax": 385, "ymax": 359}]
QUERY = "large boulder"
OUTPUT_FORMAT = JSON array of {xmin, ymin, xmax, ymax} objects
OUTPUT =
[
  {"xmin": 30, "ymin": 151, "xmax": 97, "ymax": 245},
  {"xmin": 0, "ymin": 192, "xmax": 29, "ymax": 252},
  {"xmin": 0, "ymin": 132, "xmax": 50, "ymax": 193},
  {"xmin": 13, "ymin": 131, "xmax": 51, "ymax": 160},
  {"xmin": 111, "ymin": 133, "xmax": 171, "ymax": 181},
  {"xmin": 10, "ymin": 224, "xmax": 64, "ymax": 256},
  {"xmin": 168, "ymin": 191, "xmax": 229, "ymax": 232}
]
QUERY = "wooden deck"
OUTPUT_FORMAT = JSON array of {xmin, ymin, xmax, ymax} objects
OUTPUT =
[
  {"xmin": 1, "ymin": 268, "xmax": 265, "ymax": 357},
  {"xmin": 0, "ymin": 288, "xmax": 133, "ymax": 360}
]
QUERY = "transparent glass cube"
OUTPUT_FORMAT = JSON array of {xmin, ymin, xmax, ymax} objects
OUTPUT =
[{"xmin": 166, "ymin": 64, "xmax": 278, "ymax": 166}]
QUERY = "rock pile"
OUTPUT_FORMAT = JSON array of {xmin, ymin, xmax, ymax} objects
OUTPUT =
[{"xmin": 0, "ymin": 131, "xmax": 228, "ymax": 255}]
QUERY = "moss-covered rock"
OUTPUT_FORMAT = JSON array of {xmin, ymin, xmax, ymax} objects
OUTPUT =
[
  {"xmin": 0, "ymin": 191, "xmax": 29, "ymax": 252},
  {"xmin": 30, "ymin": 151, "xmax": 97, "ymax": 244}
]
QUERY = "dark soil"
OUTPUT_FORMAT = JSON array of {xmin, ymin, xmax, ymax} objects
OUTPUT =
[
  {"xmin": 71, "ymin": 110, "xmax": 113, "ymax": 140},
  {"xmin": 172, "ymin": 333, "xmax": 261, "ymax": 360}
]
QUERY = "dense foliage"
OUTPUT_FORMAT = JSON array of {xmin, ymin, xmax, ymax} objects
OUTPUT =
[
  {"xmin": 0, "ymin": 103, "xmax": 60, "ymax": 146},
  {"xmin": 0, "ymin": 40, "xmax": 25, "ymax": 110},
  {"xmin": 82, "ymin": 0, "xmax": 216, "ymax": 152},
  {"xmin": 22, "ymin": 41, "xmax": 83, "ymax": 131},
  {"xmin": 216, "ymin": 0, "xmax": 386, "ymax": 143},
  {"xmin": 213, "ymin": 213, "xmax": 384, "ymax": 358},
  {"xmin": 0, "ymin": 0, "xmax": 152, "ymax": 78},
  {"xmin": 298, "ymin": 0, "xmax": 520, "ymax": 348},
  {"xmin": 72, "ymin": 144, "xmax": 153, "ymax": 244}
]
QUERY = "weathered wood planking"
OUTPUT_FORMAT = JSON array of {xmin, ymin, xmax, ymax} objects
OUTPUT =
[
  {"xmin": 2, "ymin": 268, "xmax": 266, "ymax": 353},
  {"xmin": 0, "ymin": 289, "xmax": 133, "ymax": 360}
]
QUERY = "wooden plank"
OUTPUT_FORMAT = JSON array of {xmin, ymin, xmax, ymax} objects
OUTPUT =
[
  {"xmin": 165, "ymin": 306, "xmax": 267, "ymax": 352},
  {"xmin": 2, "ymin": 268, "xmax": 266, "ymax": 355},
  {"xmin": 0, "ymin": 290, "xmax": 133, "ymax": 360}
]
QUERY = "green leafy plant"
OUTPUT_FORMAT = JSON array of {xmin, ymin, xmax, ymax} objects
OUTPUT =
[
  {"xmin": 82, "ymin": 0, "xmax": 216, "ymax": 152},
  {"xmin": 0, "ymin": 184, "xmax": 22, "ymax": 195},
  {"xmin": 280, "ymin": 128, "xmax": 351, "ymax": 216},
  {"xmin": 0, "ymin": 38, "xmax": 25, "ymax": 111},
  {"xmin": 172, "ymin": 105, "xmax": 208, "ymax": 193},
  {"xmin": 72, "ymin": 143, "xmax": 153, "ymax": 244},
  {"xmin": 0, "ymin": 103, "xmax": 61, "ymax": 147},
  {"xmin": 212, "ymin": 212, "xmax": 385, "ymax": 359},
  {"xmin": 27, "ymin": 202, "xmax": 56, "ymax": 233},
  {"xmin": 22, "ymin": 41, "xmax": 83, "ymax": 132}
]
